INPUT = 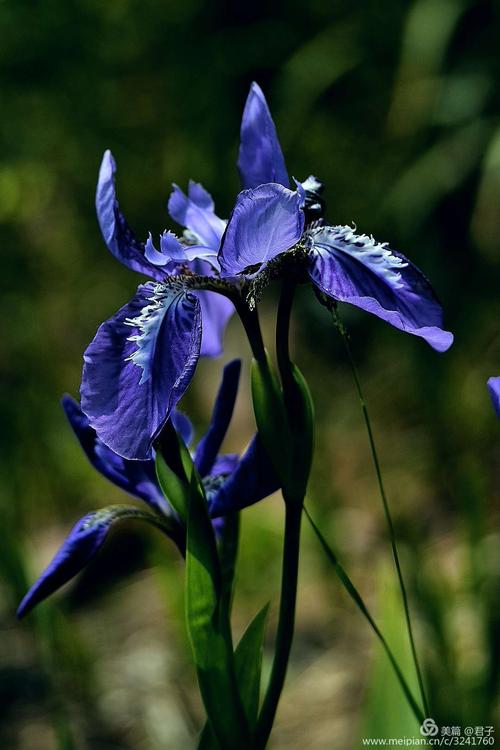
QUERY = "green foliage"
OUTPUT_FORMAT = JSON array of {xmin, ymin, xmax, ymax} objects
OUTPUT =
[
  {"xmin": 185, "ymin": 471, "xmax": 250, "ymax": 749},
  {"xmin": 198, "ymin": 603, "xmax": 270, "ymax": 749},
  {"xmin": 156, "ymin": 450, "xmax": 190, "ymax": 522},
  {"xmin": 288, "ymin": 363, "xmax": 315, "ymax": 499},
  {"xmin": 251, "ymin": 352, "xmax": 290, "ymax": 484},
  {"xmin": 251, "ymin": 354, "xmax": 315, "ymax": 499}
]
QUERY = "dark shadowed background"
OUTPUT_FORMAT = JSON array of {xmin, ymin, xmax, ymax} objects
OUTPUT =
[{"xmin": 1, "ymin": 0, "xmax": 499, "ymax": 748}]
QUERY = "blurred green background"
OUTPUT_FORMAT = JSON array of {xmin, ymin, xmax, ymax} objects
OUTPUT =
[{"xmin": 1, "ymin": 0, "xmax": 499, "ymax": 747}]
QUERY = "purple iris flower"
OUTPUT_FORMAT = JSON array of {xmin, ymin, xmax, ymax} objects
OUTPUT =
[
  {"xmin": 81, "ymin": 151, "xmax": 234, "ymax": 460},
  {"xmin": 219, "ymin": 82, "xmax": 453, "ymax": 352},
  {"xmin": 17, "ymin": 361, "xmax": 278, "ymax": 619},
  {"xmin": 487, "ymin": 376, "xmax": 500, "ymax": 418}
]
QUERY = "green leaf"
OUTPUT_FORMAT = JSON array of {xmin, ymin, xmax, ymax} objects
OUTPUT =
[
  {"xmin": 155, "ymin": 451, "xmax": 190, "ymax": 521},
  {"xmin": 198, "ymin": 603, "xmax": 270, "ymax": 750},
  {"xmin": 155, "ymin": 420, "xmax": 195, "ymax": 522},
  {"xmin": 179, "ymin": 431, "xmax": 196, "ymax": 478},
  {"xmin": 288, "ymin": 363, "xmax": 315, "ymax": 498},
  {"xmin": 234, "ymin": 602, "xmax": 269, "ymax": 727},
  {"xmin": 251, "ymin": 351, "xmax": 290, "ymax": 484},
  {"xmin": 218, "ymin": 512, "xmax": 240, "ymax": 616},
  {"xmin": 185, "ymin": 470, "xmax": 250, "ymax": 750}
]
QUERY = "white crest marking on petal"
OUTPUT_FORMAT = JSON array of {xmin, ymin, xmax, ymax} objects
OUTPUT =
[
  {"xmin": 309, "ymin": 225, "xmax": 408, "ymax": 289},
  {"xmin": 124, "ymin": 280, "xmax": 190, "ymax": 385}
]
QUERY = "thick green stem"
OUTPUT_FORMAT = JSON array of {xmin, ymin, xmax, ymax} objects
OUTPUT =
[
  {"xmin": 255, "ymin": 279, "xmax": 305, "ymax": 749},
  {"xmin": 276, "ymin": 277, "xmax": 296, "ymax": 401},
  {"xmin": 333, "ymin": 309, "xmax": 431, "ymax": 719},
  {"xmin": 254, "ymin": 500, "xmax": 302, "ymax": 749},
  {"xmin": 235, "ymin": 300, "xmax": 266, "ymax": 363}
]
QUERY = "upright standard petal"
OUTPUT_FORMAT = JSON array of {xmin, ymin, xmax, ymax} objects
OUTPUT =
[
  {"xmin": 81, "ymin": 281, "xmax": 201, "ymax": 460},
  {"xmin": 208, "ymin": 436, "xmax": 279, "ymax": 518},
  {"xmin": 487, "ymin": 377, "xmax": 500, "ymax": 418},
  {"xmin": 194, "ymin": 359, "xmax": 241, "ymax": 477},
  {"xmin": 218, "ymin": 183, "xmax": 304, "ymax": 278},
  {"xmin": 17, "ymin": 506, "xmax": 180, "ymax": 618},
  {"xmin": 238, "ymin": 82, "xmax": 289, "ymax": 190},
  {"xmin": 62, "ymin": 395, "xmax": 170, "ymax": 515},
  {"xmin": 308, "ymin": 225, "xmax": 453, "ymax": 352},
  {"xmin": 96, "ymin": 150, "xmax": 164, "ymax": 280},
  {"xmin": 168, "ymin": 181, "xmax": 226, "ymax": 254}
]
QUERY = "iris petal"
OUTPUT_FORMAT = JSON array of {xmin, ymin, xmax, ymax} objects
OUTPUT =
[
  {"xmin": 208, "ymin": 454, "xmax": 240, "ymax": 477},
  {"xmin": 238, "ymin": 82, "xmax": 289, "ymax": 190},
  {"xmin": 144, "ymin": 231, "xmax": 187, "ymax": 268},
  {"xmin": 17, "ymin": 506, "xmax": 180, "ymax": 618},
  {"xmin": 171, "ymin": 410, "xmax": 195, "ymax": 447},
  {"xmin": 194, "ymin": 359, "xmax": 241, "ymax": 477},
  {"xmin": 96, "ymin": 150, "xmax": 164, "ymax": 280},
  {"xmin": 198, "ymin": 290, "xmax": 235, "ymax": 358},
  {"xmin": 208, "ymin": 436, "xmax": 279, "ymax": 518},
  {"xmin": 308, "ymin": 225, "xmax": 453, "ymax": 352},
  {"xmin": 218, "ymin": 183, "xmax": 304, "ymax": 278},
  {"xmin": 17, "ymin": 512, "xmax": 111, "ymax": 618},
  {"xmin": 81, "ymin": 281, "xmax": 201, "ymax": 459},
  {"xmin": 168, "ymin": 181, "xmax": 226, "ymax": 252},
  {"xmin": 62, "ymin": 395, "xmax": 170, "ymax": 515},
  {"xmin": 487, "ymin": 376, "xmax": 500, "ymax": 418}
]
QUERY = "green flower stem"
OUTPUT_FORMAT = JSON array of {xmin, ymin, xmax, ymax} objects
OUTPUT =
[
  {"xmin": 254, "ymin": 499, "xmax": 302, "ymax": 750},
  {"xmin": 303, "ymin": 505, "xmax": 425, "ymax": 725},
  {"xmin": 332, "ymin": 308, "xmax": 431, "ymax": 719},
  {"xmin": 275, "ymin": 276, "xmax": 296, "ymax": 402},
  {"xmin": 235, "ymin": 298, "xmax": 266, "ymax": 363},
  {"xmin": 255, "ymin": 278, "xmax": 305, "ymax": 749}
]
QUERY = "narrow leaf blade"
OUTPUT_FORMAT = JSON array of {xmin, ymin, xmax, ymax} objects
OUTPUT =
[
  {"xmin": 197, "ymin": 603, "xmax": 270, "ymax": 749},
  {"xmin": 186, "ymin": 471, "xmax": 249, "ymax": 750},
  {"xmin": 155, "ymin": 451, "xmax": 189, "ymax": 521},
  {"xmin": 304, "ymin": 506, "xmax": 424, "ymax": 725},
  {"xmin": 234, "ymin": 602, "xmax": 270, "ymax": 727}
]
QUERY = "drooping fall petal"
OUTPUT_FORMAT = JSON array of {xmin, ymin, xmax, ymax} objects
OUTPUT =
[
  {"xmin": 81, "ymin": 282, "xmax": 201, "ymax": 459},
  {"xmin": 308, "ymin": 225, "xmax": 453, "ymax": 352}
]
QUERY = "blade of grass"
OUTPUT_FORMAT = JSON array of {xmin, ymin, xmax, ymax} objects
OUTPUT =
[
  {"xmin": 304, "ymin": 505, "xmax": 425, "ymax": 725},
  {"xmin": 332, "ymin": 308, "xmax": 430, "ymax": 718}
]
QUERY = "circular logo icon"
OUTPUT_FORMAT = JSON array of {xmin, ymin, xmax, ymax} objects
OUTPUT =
[{"xmin": 420, "ymin": 718, "xmax": 439, "ymax": 737}]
